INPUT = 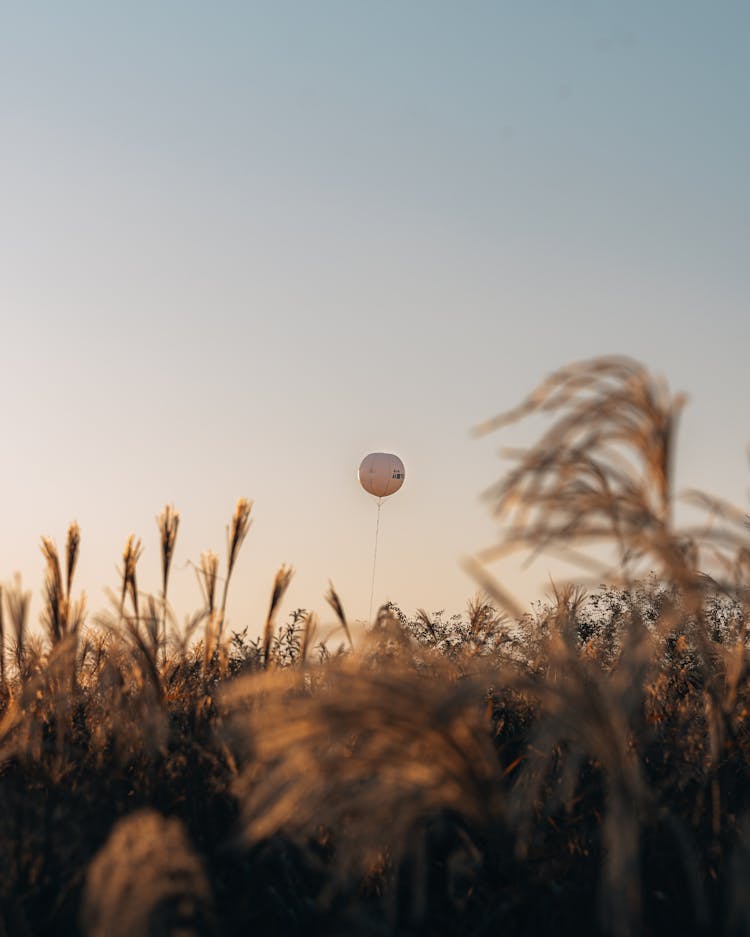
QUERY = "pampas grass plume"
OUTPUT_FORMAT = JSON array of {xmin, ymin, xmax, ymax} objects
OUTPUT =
[{"xmin": 81, "ymin": 810, "xmax": 214, "ymax": 937}]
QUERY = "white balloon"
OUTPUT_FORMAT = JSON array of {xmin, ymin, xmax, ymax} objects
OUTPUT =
[{"xmin": 358, "ymin": 452, "xmax": 406, "ymax": 499}]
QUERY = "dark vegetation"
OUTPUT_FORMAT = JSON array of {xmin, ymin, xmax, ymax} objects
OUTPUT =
[{"xmin": 2, "ymin": 357, "xmax": 750, "ymax": 936}]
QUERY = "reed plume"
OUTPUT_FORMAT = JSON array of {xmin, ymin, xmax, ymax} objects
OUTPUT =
[
  {"xmin": 157, "ymin": 504, "xmax": 180, "ymax": 660},
  {"xmin": 468, "ymin": 355, "xmax": 750, "ymax": 935},
  {"xmin": 81, "ymin": 810, "xmax": 214, "ymax": 937},
  {"xmin": 218, "ymin": 497, "xmax": 252, "ymax": 639},
  {"xmin": 198, "ymin": 550, "xmax": 219, "ymax": 616},
  {"xmin": 325, "ymin": 580, "xmax": 353, "ymax": 649},
  {"xmin": 262, "ymin": 564, "xmax": 294, "ymax": 668},
  {"xmin": 197, "ymin": 550, "xmax": 221, "ymax": 671},
  {"xmin": 40, "ymin": 536, "xmax": 64, "ymax": 644},
  {"xmin": 473, "ymin": 355, "xmax": 749, "ymax": 614},
  {"xmin": 300, "ymin": 610, "xmax": 317, "ymax": 665},
  {"xmin": 113, "ymin": 535, "xmax": 165, "ymax": 700},
  {"xmin": 5, "ymin": 574, "xmax": 30, "ymax": 680},
  {"xmin": 40, "ymin": 523, "xmax": 86, "ymax": 653},
  {"xmin": 222, "ymin": 653, "xmax": 502, "ymax": 910},
  {"xmin": 66, "ymin": 520, "xmax": 80, "ymax": 598},
  {"xmin": 120, "ymin": 534, "xmax": 142, "ymax": 623}
]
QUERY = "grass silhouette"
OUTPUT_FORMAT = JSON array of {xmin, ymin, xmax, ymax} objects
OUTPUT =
[{"xmin": 1, "ymin": 356, "xmax": 749, "ymax": 936}]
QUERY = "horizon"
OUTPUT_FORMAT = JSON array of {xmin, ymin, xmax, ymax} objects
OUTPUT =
[{"xmin": 2, "ymin": 2, "xmax": 748, "ymax": 635}]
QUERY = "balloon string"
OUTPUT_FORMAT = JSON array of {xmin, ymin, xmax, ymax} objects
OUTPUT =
[{"xmin": 369, "ymin": 497, "xmax": 383, "ymax": 622}]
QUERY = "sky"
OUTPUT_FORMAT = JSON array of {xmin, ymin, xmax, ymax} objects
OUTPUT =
[{"xmin": 1, "ymin": 2, "xmax": 748, "ymax": 637}]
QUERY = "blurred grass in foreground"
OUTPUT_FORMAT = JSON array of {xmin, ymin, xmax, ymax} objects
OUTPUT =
[{"xmin": 1, "ymin": 357, "xmax": 750, "ymax": 937}]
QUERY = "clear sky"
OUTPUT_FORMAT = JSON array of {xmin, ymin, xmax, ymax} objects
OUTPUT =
[{"xmin": 1, "ymin": 2, "xmax": 748, "ymax": 635}]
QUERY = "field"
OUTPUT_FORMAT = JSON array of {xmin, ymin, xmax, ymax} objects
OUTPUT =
[{"xmin": 2, "ymin": 357, "xmax": 750, "ymax": 937}]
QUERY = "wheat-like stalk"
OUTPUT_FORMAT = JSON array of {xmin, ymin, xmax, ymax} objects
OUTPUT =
[
  {"xmin": 40, "ymin": 536, "xmax": 65, "ymax": 645},
  {"xmin": 217, "ymin": 498, "xmax": 252, "ymax": 640},
  {"xmin": 157, "ymin": 504, "xmax": 180, "ymax": 661},
  {"xmin": 5, "ymin": 574, "xmax": 30, "ymax": 681},
  {"xmin": 300, "ymin": 610, "xmax": 317, "ymax": 665},
  {"xmin": 262, "ymin": 564, "xmax": 294, "ymax": 669},
  {"xmin": 66, "ymin": 520, "xmax": 80, "ymax": 598},
  {"xmin": 120, "ymin": 534, "xmax": 142, "ymax": 623},
  {"xmin": 325, "ymin": 581, "xmax": 353, "ymax": 649}
]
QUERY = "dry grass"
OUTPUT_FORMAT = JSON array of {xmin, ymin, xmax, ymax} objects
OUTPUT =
[
  {"xmin": 0, "ymin": 356, "xmax": 749, "ymax": 936},
  {"xmin": 262, "ymin": 564, "xmax": 294, "ymax": 668},
  {"xmin": 473, "ymin": 355, "xmax": 748, "ymax": 609},
  {"xmin": 221, "ymin": 650, "xmax": 501, "ymax": 917},
  {"xmin": 81, "ymin": 809, "xmax": 213, "ymax": 937}
]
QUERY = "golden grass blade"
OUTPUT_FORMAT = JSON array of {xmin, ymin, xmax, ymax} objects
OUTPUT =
[
  {"xmin": 120, "ymin": 534, "xmax": 142, "ymax": 623},
  {"xmin": 65, "ymin": 521, "xmax": 80, "ymax": 599},
  {"xmin": 325, "ymin": 581, "xmax": 353, "ymax": 649},
  {"xmin": 157, "ymin": 504, "xmax": 179, "ymax": 598},
  {"xmin": 262, "ymin": 564, "xmax": 294, "ymax": 669},
  {"xmin": 41, "ymin": 536, "xmax": 65, "ymax": 644},
  {"xmin": 300, "ymin": 610, "xmax": 317, "ymax": 665},
  {"xmin": 216, "ymin": 497, "xmax": 253, "ymax": 642},
  {"xmin": 198, "ymin": 550, "xmax": 219, "ymax": 615}
]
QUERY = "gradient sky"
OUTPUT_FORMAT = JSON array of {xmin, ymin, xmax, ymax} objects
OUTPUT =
[{"xmin": 1, "ymin": 2, "xmax": 748, "ymax": 635}]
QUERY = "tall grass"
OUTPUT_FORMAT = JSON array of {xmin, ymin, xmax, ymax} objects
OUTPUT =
[{"xmin": 0, "ymin": 356, "xmax": 748, "ymax": 936}]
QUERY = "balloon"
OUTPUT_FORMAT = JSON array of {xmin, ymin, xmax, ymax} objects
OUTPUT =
[{"xmin": 358, "ymin": 452, "xmax": 405, "ymax": 499}]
